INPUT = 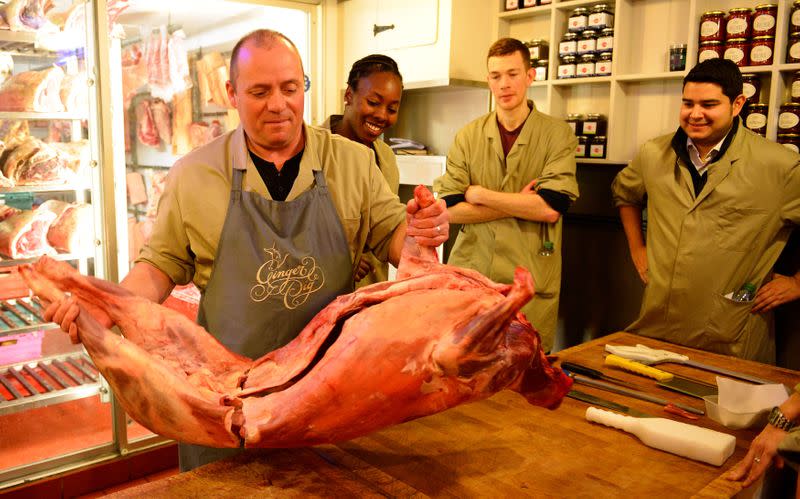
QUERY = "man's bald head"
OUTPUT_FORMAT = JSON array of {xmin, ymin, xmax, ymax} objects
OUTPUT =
[{"xmin": 229, "ymin": 29, "xmax": 303, "ymax": 88}]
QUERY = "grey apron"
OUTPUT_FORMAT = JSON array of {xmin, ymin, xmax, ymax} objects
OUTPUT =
[{"xmin": 179, "ymin": 165, "xmax": 354, "ymax": 471}]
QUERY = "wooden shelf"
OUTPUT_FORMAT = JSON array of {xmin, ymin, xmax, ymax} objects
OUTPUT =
[
  {"xmin": 551, "ymin": 76, "xmax": 612, "ymax": 86},
  {"xmin": 0, "ymin": 183, "xmax": 90, "ymax": 193},
  {"xmin": 615, "ymin": 71, "xmax": 687, "ymax": 83},
  {"xmin": 498, "ymin": 5, "xmax": 553, "ymax": 20}
]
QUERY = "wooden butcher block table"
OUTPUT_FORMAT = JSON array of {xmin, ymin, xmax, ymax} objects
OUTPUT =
[{"xmin": 110, "ymin": 332, "xmax": 799, "ymax": 498}]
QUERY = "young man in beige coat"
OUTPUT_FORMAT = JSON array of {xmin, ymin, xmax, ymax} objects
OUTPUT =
[
  {"xmin": 435, "ymin": 38, "xmax": 579, "ymax": 352},
  {"xmin": 612, "ymin": 59, "xmax": 800, "ymax": 363}
]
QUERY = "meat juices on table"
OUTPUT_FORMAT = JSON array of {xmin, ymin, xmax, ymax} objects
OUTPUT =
[{"xmin": 20, "ymin": 186, "xmax": 572, "ymax": 448}]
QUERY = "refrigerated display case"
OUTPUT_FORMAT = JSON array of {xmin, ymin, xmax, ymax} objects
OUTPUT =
[{"xmin": 0, "ymin": 0, "xmax": 154, "ymax": 490}]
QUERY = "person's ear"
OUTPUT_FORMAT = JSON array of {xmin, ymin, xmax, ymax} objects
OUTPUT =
[
  {"xmin": 732, "ymin": 94, "xmax": 747, "ymax": 116},
  {"xmin": 344, "ymin": 87, "xmax": 353, "ymax": 107}
]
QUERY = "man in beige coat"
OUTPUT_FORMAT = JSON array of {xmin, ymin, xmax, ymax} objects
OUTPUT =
[
  {"xmin": 435, "ymin": 38, "xmax": 579, "ymax": 352},
  {"xmin": 612, "ymin": 59, "xmax": 800, "ymax": 363}
]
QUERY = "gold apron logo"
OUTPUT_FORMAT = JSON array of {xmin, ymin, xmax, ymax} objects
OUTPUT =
[{"xmin": 250, "ymin": 245, "xmax": 325, "ymax": 309}]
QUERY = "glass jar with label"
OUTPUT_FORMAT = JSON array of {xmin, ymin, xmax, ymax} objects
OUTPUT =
[
  {"xmin": 568, "ymin": 7, "xmax": 590, "ymax": 33},
  {"xmin": 749, "ymin": 36, "xmax": 774, "ymax": 65},
  {"xmin": 726, "ymin": 8, "xmax": 752, "ymax": 39},
  {"xmin": 588, "ymin": 136, "xmax": 607, "ymax": 158},
  {"xmin": 595, "ymin": 51, "xmax": 612, "ymax": 76},
  {"xmin": 596, "ymin": 28, "xmax": 613, "ymax": 53},
  {"xmin": 777, "ymin": 134, "xmax": 800, "ymax": 153},
  {"xmin": 575, "ymin": 136, "xmax": 587, "ymax": 158},
  {"xmin": 521, "ymin": 0, "xmax": 537, "ymax": 7},
  {"xmin": 724, "ymin": 38, "xmax": 749, "ymax": 66},
  {"xmin": 528, "ymin": 39, "xmax": 549, "ymax": 61},
  {"xmin": 792, "ymin": 0, "xmax": 800, "ymax": 34},
  {"xmin": 566, "ymin": 113, "xmax": 584, "ymax": 135},
  {"xmin": 559, "ymin": 32, "xmax": 578, "ymax": 57},
  {"xmin": 745, "ymin": 103, "xmax": 768, "ymax": 135},
  {"xmin": 558, "ymin": 55, "xmax": 577, "ymax": 79},
  {"xmin": 752, "ymin": 4, "xmax": 778, "ymax": 37},
  {"xmin": 698, "ymin": 41, "xmax": 723, "ymax": 62},
  {"xmin": 577, "ymin": 54, "xmax": 596, "ymax": 77},
  {"xmin": 534, "ymin": 59, "xmax": 548, "ymax": 81},
  {"xmin": 741, "ymin": 73, "xmax": 761, "ymax": 103},
  {"xmin": 788, "ymin": 32, "xmax": 800, "ymax": 63},
  {"xmin": 588, "ymin": 4, "xmax": 614, "ymax": 30},
  {"xmin": 699, "ymin": 11, "xmax": 725, "ymax": 42},
  {"xmin": 505, "ymin": 0, "xmax": 520, "ymax": 11},
  {"xmin": 583, "ymin": 114, "xmax": 607, "ymax": 135},
  {"xmin": 779, "ymin": 102, "xmax": 800, "ymax": 134},
  {"xmin": 578, "ymin": 30, "xmax": 597, "ymax": 55},
  {"xmin": 792, "ymin": 71, "xmax": 800, "ymax": 103}
]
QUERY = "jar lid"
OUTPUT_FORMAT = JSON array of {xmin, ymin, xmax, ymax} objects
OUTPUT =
[
  {"xmin": 726, "ymin": 37, "xmax": 749, "ymax": 42},
  {"xmin": 754, "ymin": 4, "xmax": 778, "ymax": 10},
  {"xmin": 567, "ymin": 113, "xmax": 584, "ymax": 119},
  {"xmin": 752, "ymin": 35, "xmax": 776, "ymax": 40},
  {"xmin": 699, "ymin": 40, "xmax": 723, "ymax": 45},
  {"xmin": 581, "ymin": 30, "xmax": 597, "ymax": 38},
  {"xmin": 580, "ymin": 54, "xmax": 596, "ymax": 61},
  {"xmin": 599, "ymin": 51, "xmax": 613, "ymax": 59},
  {"xmin": 562, "ymin": 32, "xmax": 578, "ymax": 40},
  {"xmin": 741, "ymin": 73, "xmax": 759, "ymax": 79},
  {"xmin": 670, "ymin": 43, "xmax": 687, "ymax": 49},
  {"xmin": 749, "ymin": 103, "xmax": 768, "ymax": 109},
  {"xmin": 561, "ymin": 55, "xmax": 577, "ymax": 62},
  {"xmin": 536, "ymin": 59, "xmax": 549, "ymax": 65},
  {"xmin": 781, "ymin": 102, "xmax": 800, "ymax": 108},
  {"xmin": 778, "ymin": 133, "xmax": 800, "ymax": 138},
  {"xmin": 529, "ymin": 38, "xmax": 547, "ymax": 45},
  {"xmin": 591, "ymin": 4, "xmax": 612, "ymax": 11},
  {"xmin": 593, "ymin": 135, "xmax": 607, "ymax": 139},
  {"xmin": 600, "ymin": 27, "xmax": 614, "ymax": 34},
  {"xmin": 571, "ymin": 7, "xmax": 589, "ymax": 14},
  {"xmin": 794, "ymin": 0, "xmax": 800, "ymax": 6},
  {"xmin": 702, "ymin": 10, "xmax": 725, "ymax": 16},
  {"xmin": 728, "ymin": 7, "xmax": 752, "ymax": 14},
  {"xmin": 586, "ymin": 113, "xmax": 603, "ymax": 119}
]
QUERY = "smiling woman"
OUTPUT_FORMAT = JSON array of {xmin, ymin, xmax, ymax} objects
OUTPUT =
[{"xmin": 321, "ymin": 54, "xmax": 404, "ymax": 286}]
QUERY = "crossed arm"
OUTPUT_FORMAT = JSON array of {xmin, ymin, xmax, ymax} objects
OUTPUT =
[{"xmin": 447, "ymin": 180, "xmax": 561, "ymax": 225}]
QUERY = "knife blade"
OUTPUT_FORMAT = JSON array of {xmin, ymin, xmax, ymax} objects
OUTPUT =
[
  {"xmin": 567, "ymin": 389, "xmax": 654, "ymax": 418},
  {"xmin": 569, "ymin": 373, "xmax": 705, "ymax": 415},
  {"xmin": 561, "ymin": 361, "xmax": 643, "ymax": 389}
]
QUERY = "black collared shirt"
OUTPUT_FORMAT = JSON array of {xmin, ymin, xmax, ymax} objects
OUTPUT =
[
  {"xmin": 670, "ymin": 117, "xmax": 740, "ymax": 197},
  {"xmin": 248, "ymin": 149, "xmax": 303, "ymax": 201}
]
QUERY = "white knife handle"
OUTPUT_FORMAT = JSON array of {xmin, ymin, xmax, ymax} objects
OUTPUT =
[{"xmin": 586, "ymin": 407, "xmax": 634, "ymax": 431}]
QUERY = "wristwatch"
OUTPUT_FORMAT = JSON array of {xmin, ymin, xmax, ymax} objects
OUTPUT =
[{"xmin": 768, "ymin": 406, "xmax": 797, "ymax": 431}]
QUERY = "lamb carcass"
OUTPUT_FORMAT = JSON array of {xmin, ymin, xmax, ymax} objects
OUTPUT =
[
  {"xmin": 0, "ymin": 208, "xmax": 56, "ymax": 258},
  {"xmin": 20, "ymin": 186, "xmax": 571, "ymax": 448}
]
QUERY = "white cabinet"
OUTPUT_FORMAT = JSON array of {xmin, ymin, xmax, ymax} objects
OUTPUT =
[
  {"xmin": 341, "ymin": 0, "xmax": 494, "ymax": 88},
  {"xmin": 496, "ymin": 0, "xmax": 800, "ymax": 163}
]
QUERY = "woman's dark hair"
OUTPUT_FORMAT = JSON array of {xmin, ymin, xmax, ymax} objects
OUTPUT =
[
  {"xmin": 683, "ymin": 58, "xmax": 743, "ymax": 103},
  {"xmin": 346, "ymin": 54, "xmax": 403, "ymax": 91}
]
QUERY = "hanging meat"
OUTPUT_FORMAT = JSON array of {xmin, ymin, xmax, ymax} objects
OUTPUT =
[
  {"xmin": 0, "ymin": 208, "xmax": 56, "ymax": 259},
  {"xmin": 0, "ymin": 0, "xmax": 53, "ymax": 32},
  {"xmin": 46, "ymin": 202, "xmax": 92, "ymax": 253},
  {"xmin": 0, "ymin": 66, "xmax": 65, "ymax": 112},
  {"xmin": 135, "ymin": 99, "xmax": 159, "ymax": 147},
  {"xmin": 59, "ymin": 72, "xmax": 88, "ymax": 114},
  {"xmin": 19, "ymin": 186, "xmax": 572, "ymax": 449},
  {"xmin": 149, "ymin": 98, "xmax": 172, "ymax": 146},
  {"xmin": 196, "ymin": 51, "xmax": 230, "ymax": 108}
]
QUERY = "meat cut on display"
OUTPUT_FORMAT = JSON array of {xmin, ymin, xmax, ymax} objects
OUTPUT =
[{"xmin": 20, "ymin": 186, "xmax": 572, "ymax": 448}]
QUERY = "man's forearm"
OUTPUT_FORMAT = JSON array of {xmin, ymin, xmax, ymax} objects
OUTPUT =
[
  {"xmin": 447, "ymin": 202, "xmax": 508, "ymax": 224},
  {"xmin": 120, "ymin": 261, "xmax": 177, "ymax": 304},
  {"xmin": 618, "ymin": 205, "xmax": 646, "ymax": 250},
  {"xmin": 470, "ymin": 189, "xmax": 560, "ymax": 223},
  {"xmin": 387, "ymin": 220, "xmax": 407, "ymax": 267}
]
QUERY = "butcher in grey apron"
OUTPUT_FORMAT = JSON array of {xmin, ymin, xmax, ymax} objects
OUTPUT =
[{"xmin": 180, "ymin": 160, "xmax": 354, "ymax": 471}]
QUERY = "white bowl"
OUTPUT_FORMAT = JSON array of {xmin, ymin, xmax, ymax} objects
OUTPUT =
[{"xmin": 703, "ymin": 395, "xmax": 769, "ymax": 430}]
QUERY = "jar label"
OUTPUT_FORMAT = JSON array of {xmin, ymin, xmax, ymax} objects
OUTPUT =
[
  {"xmin": 575, "ymin": 144, "xmax": 586, "ymax": 156},
  {"xmin": 534, "ymin": 67, "xmax": 547, "ymax": 81},
  {"xmin": 791, "ymin": 42, "xmax": 800, "ymax": 60},
  {"xmin": 750, "ymin": 44, "xmax": 772, "ymax": 63},
  {"xmin": 746, "ymin": 113, "xmax": 767, "ymax": 129},
  {"xmin": 577, "ymin": 62, "xmax": 595, "ymax": 76},
  {"xmin": 792, "ymin": 80, "xmax": 800, "ymax": 98},
  {"xmin": 699, "ymin": 49, "xmax": 720, "ymax": 62},
  {"xmin": 724, "ymin": 47, "xmax": 745, "ymax": 63},
  {"xmin": 559, "ymin": 41, "xmax": 577, "ymax": 55},
  {"xmin": 558, "ymin": 65, "xmax": 576, "ymax": 78},
  {"xmin": 726, "ymin": 18, "xmax": 748, "ymax": 35},
  {"xmin": 583, "ymin": 122, "xmax": 597, "ymax": 134},
  {"xmin": 782, "ymin": 143, "xmax": 800, "ymax": 153},
  {"xmin": 506, "ymin": 0, "xmax": 518, "ymax": 9},
  {"xmin": 793, "ymin": 10, "xmax": 800, "ymax": 27},
  {"xmin": 522, "ymin": 0, "xmax": 537, "ymax": 6},
  {"xmin": 753, "ymin": 14, "xmax": 775, "ymax": 32},
  {"xmin": 588, "ymin": 13, "xmax": 612, "ymax": 28},
  {"xmin": 578, "ymin": 40, "xmax": 596, "ymax": 53},
  {"xmin": 597, "ymin": 36, "xmax": 613, "ymax": 50},
  {"xmin": 743, "ymin": 82, "xmax": 756, "ymax": 99},
  {"xmin": 589, "ymin": 144, "xmax": 605, "ymax": 158},
  {"xmin": 570, "ymin": 16, "xmax": 588, "ymax": 29},
  {"xmin": 595, "ymin": 61, "xmax": 612, "ymax": 75},
  {"xmin": 779, "ymin": 112, "xmax": 800, "ymax": 130},
  {"xmin": 700, "ymin": 20, "xmax": 719, "ymax": 37}
]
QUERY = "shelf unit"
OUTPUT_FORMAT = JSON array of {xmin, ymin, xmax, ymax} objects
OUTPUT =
[{"xmin": 495, "ymin": 0, "xmax": 800, "ymax": 163}]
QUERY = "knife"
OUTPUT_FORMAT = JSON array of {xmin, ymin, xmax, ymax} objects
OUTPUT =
[
  {"xmin": 569, "ymin": 373, "xmax": 705, "ymax": 416},
  {"xmin": 561, "ymin": 361, "xmax": 643, "ymax": 389},
  {"xmin": 567, "ymin": 389, "xmax": 654, "ymax": 418}
]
